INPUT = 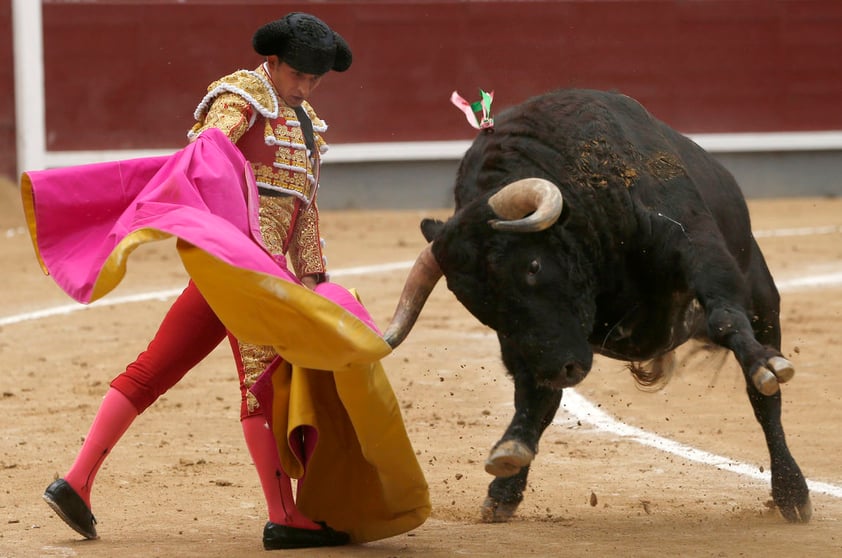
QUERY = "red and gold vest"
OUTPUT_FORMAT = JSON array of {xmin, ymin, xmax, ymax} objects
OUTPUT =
[
  {"xmin": 187, "ymin": 64, "xmax": 327, "ymax": 278},
  {"xmin": 188, "ymin": 64, "xmax": 328, "ymax": 205}
]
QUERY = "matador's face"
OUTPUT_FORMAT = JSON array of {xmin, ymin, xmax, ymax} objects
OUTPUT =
[{"xmin": 266, "ymin": 57, "xmax": 324, "ymax": 108}]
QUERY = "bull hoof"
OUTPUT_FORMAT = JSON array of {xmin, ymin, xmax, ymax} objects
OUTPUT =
[
  {"xmin": 779, "ymin": 495, "xmax": 813, "ymax": 523},
  {"xmin": 485, "ymin": 439, "xmax": 534, "ymax": 478},
  {"xmin": 751, "ymin": 368, "xmax": 780, "ymax": 395},
  {"xmin": 768, "ymin": 356, "xmax": 795, "ymax": 384},
  {"xmin": 480, "ymin": 496, "xmax": 519, "ymax": 523},
  {"xmin": 751, "ymin": 356, "xmax": 796, "ymax": 395}
]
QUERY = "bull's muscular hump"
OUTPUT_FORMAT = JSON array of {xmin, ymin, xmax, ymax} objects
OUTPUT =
[{"xmin": 385, "ymin": 89, "xmax": 811, "ymax": 525}]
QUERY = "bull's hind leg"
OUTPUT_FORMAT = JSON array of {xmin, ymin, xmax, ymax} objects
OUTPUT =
[
  {"xmin": 741, "ymin": 240, "xmax": 811, "ymax": 522},
  {"xmin": 481, "ymin": 375, "xmax": 561, "ymax": 522},
  {"xmin": 694, "ymin": 239, "xmax": 810, "ymax": 522},
  {"xmin": 746, "ymin": 388, "xmax": 811, "ymax": 522}
]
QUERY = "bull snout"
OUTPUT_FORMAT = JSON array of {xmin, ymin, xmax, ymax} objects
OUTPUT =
[
  {"xmin": 499, "ymin": 331, "xmax": 593, "ymax": 390},
  {"xmin": 541, "ymin": 359, "xmax": 589, "ymax": 389}
]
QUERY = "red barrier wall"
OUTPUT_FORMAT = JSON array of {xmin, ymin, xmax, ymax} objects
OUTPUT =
[
  {"xmin": 1, "ymin": 0, "xmax": 15, "ymax": 178},
  {"xmin": 3, "ymin": 1, "xmax": 842, "ymax": 178}
]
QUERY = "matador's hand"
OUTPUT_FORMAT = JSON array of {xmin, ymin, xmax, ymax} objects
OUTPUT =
[{"xmin": 300, "ymin": 275, "xmax": 319, "ymax": 290}]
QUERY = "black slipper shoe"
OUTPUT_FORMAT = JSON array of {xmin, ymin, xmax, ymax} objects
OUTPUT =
[
  {"xmin": 43, "ymin": 478, "xmax": 98, "ymax": 540},
  {"xmin": 263, "ymin": 520, "xmax": 350, "ymax": 550}
]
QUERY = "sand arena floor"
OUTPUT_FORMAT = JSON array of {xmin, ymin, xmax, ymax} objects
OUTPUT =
[{"xmin": 1, "ymin": 180, "xmax": 841, "ymax": 557}]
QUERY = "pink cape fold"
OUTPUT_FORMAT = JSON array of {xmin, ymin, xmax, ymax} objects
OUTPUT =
[
  {"xmin": 22, "ymin": 127, "xmax": 290, "ymax": 303},
  {"xmin": 21, "ymin": 128, "xmax": 394, "ymax": 367}
]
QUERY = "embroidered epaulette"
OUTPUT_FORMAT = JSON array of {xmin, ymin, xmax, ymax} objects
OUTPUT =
[{"xmin": 192, "ymin": 70, "xmax": 279, "ymax": 122}]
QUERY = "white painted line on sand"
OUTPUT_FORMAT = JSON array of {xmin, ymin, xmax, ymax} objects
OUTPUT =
[
  {"xmin": 6, "ymin": 253, "xmax": 839, "ymax": 327},
  {"xmin": 3, "ymin": 225, "xmax": 842, "ymax": 499},
  {"xmin": 558, "ymin": 389, "xmax": 842, "ymax": 499},
  {"xmin": 0, "ymin": 261, "xmax": 417, "ymax": 327},
  {"xmin": 754, "ymin": 225, "xmax": 842, "ymax": 238},
  {"xmin": 777, "ymin": 271, "xmax": 842, "ymax": 292}
]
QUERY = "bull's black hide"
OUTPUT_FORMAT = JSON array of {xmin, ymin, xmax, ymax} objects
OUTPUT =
[{"xmin": 387, "ymin": 89, "xmax": 810, "ymax": 523}]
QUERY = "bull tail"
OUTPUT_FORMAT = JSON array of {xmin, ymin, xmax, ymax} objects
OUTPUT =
[
  {"xmin": 628, "ymin": 343, "xmax": 730, "ymax": 391},
  {"xmin": 628, "ymin": 350, "xmax": 677, "ymax": 391}
]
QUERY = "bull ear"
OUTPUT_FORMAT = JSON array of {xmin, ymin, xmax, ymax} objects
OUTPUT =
[{"xmin": 420, "ymin": 218, "xmax": 444, "ymax": 242}]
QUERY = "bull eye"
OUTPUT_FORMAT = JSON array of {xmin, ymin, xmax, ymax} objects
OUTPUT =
[{"xmin": 526, "ymin": 259, "xmax": 541, "ymax": 285}]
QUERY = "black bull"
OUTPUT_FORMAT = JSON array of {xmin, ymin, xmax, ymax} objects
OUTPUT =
[{"xmin": 383, "ymin": 89, "xmax": 811, "ymax": 523}]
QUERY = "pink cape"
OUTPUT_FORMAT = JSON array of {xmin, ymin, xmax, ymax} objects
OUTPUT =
[
  {"xmin": 19, "ymin": 128, "xmax": 430, "ymax": 542},
  {"xmin": 21, "ymin": 128, "xmax": 390, "ymax": 368},
  {"xmin": 22, "ymin": 127, "xmax": 274, "ymax": 303}
]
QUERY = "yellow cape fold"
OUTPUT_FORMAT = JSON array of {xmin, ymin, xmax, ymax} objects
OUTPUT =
[
  {"xmin": 178, "ymin": 243, "xmax": 430, "ymax": 542},
  {"xmin": 178, "ymin": 242, "xmax": 391, "ymax": 369},
  {"xmin": 267, "ymin": 360, "xmax": 431, "ymax": 543}
]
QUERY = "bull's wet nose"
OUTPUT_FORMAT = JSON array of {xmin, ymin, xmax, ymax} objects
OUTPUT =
[
  {"xmin": 561, "ymin": 361, "xmax": 586, "ymax": 386},
  {"xmin": 537, "ymin": 359, "xmax": 589, "ymax": 389}
]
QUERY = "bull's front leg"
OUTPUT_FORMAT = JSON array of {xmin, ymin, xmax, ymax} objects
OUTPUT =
[{"xmin": 482, "ymin": 373, "xmax": 562, "ymax": 522}]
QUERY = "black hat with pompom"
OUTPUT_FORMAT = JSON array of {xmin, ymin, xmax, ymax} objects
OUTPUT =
[{"xmin": 252, "ymin": 12, "xmax": 352, "ymax": 74}]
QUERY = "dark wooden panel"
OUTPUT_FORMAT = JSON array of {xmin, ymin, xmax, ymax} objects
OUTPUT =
[
  {"xmin": 18, "ymin": 1, "xmax": 842, "ymax": 152},
  {"xmin": 0, "ymin": 0, "xmax": 15, "ymax": 176}
]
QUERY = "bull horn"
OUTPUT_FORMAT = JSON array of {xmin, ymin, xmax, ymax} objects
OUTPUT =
[
  {"xmin": 488, "ymin": 178, "xmax": 563, "ymax": 232},
  {"xmin": 383, "ymin": 243, "xmax": 443, "ymax": 348}
]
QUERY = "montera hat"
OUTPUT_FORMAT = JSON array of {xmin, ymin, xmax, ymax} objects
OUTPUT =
[{"xmin": 253, "ymin": 12, "xmax": 352, "ymax": 75}]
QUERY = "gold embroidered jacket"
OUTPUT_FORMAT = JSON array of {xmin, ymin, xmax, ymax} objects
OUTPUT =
[{"xmin": 188, "ymin": 64, "xmax": 328, "ymax": 278}]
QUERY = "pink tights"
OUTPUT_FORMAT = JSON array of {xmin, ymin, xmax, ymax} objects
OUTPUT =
[
  {"xmin": 62, "ymin": 280, "xmax": 317, "ymax": 528},
  {"xmin": 241, "ymin": 416, "xmax": 320, "ymax": 529}
]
